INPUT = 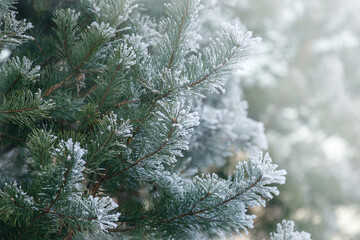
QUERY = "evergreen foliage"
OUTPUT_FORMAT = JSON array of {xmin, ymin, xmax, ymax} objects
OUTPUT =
[
  {"xmin": 269, "ymin": 220, "xmax": 311, "ymax": 240},
  {"xmin": 0, "ymin": 0, "xmax": 310, "ymax": 239},
  {"xmin": 0, "ymin": 0, "xmax": 33, "ymax": 48}
]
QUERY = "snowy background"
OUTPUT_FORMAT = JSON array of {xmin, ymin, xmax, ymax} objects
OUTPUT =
[{"xmin": 200, "ymin": 0, "xmax": 360, "ymax": 239}]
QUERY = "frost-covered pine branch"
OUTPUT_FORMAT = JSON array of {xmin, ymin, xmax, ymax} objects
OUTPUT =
[
  {"xmin": 112, "ymin": 153, "xmax": 286, "ymax": 239},
  {"xmin": 0, "ymin": 0, "xmax": 33, "ymax": 49},
  {"xmin": 269, "ymin": 220, "xmax": 312, "ymax": 240}
]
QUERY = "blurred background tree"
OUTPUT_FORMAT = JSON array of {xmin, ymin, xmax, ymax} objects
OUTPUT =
[{"xmin": 199, "ymin": 0, "xmax": 360, "ymax": 239}]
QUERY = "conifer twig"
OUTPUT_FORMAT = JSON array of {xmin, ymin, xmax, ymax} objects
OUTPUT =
[
  {"xmin": 0, "ymin": 107, "xmax": 39, "ymax": 113},
  {"xmin": 91, "ymin": 126, "xmax": 175, "ymax": 196},
  {"xmin": 5, "ymin": 73, "xmax": 22, "ymax": 95},
  {"xmin": 159, "ymin": 177, "xmax": 262, "ymax": 224},
  {"xmin": 37, "ymin": 208, "xmax": 98, "ymax": 221},
  {"xmin": 108, "ymin": 177, "xmax": 262, "ymax": 233},
  {"xmin": 167, "ymin": 0, "xmax": 190, "ymax": 70},
  {"xmin": 188, "ymin": 42, "xmax": 243, "ymax": 88},
  {"xmin": 85, "ymin": 129, "xmax": 115, "ymax": 167},
  {"xmin": 0, "ymin": 132, "xmax": 27, "ymax": 143},
  {"xmin": 42, "ymin": 72, "xmax": 76, "ymax": 97},
  {"xmin": 98, "ymin": 64, "xmax": 122, "ymax": 110}
]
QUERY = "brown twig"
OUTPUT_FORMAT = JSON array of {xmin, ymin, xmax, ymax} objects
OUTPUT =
[
  {"xmin": 5, "ymin": 74, "xmax": 22, "ymax": 95},
  {"xmin": 98, "ymin": 64, "xmax": 121, "ymax": 111},
  {"xmin": 190, "ymin": 191, "xmax": 211, "ymax": 211},
  {"xmin": 42, "ymin": 72, "xmax": 76, "ymax": 97},
  {"xmin": 0, "ymin": 107, "xmax": 39, "ymax": 113},
  {"xmin": 33, "ymin": 38, "xmax": 46, "ymax": 59},
  {"xmin": 0, "ymin": 132, "xmax": 27, "ymax": 143},
  {"xmin": 108, "ymin": 225, "xmax": 137, "ymax": 232},
  {"xmin": 114, "ymin": 99, "xmax": 140, "ymax": 109}
]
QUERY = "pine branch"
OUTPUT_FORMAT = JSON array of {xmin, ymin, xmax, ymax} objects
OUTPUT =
[
  {"xmin": 194, "ymin": 214, "xmax": 221, "ymax": 223},
  {"xmin": 76, "ymin": 37, "xmax": 105, "ymax": 71},
  {"xmin": 0, "ymin": 107, "xmax": 39, "ymax": 113},
  {"xmin": 18, "ymin": 162, "xmax": 73, "ymax": 239},
  {"xmin": 42, "ymin": 72, "xmax": 76, "ymax": 97},
  {"xmin": 270, "ymin": 220, "xmax": 312, "ymax": 240},
  {"xmin": 10, "ymin": 197, "xmax": 97, "ymax": 222},
  {"xmin": 167, "ymin": 0, "xmax": 190, "ymax": 70},
  {"xmin": 109, "ymin": 176, "xmax": 263, "ymax": 233},
  {"xmin": 114, "ymin": 99, "xmax": 140, "ymax": 109},
  {"xmin": 190, "ymin": 191, "xmax": 211, "ymax": 212},
  {"xmin": 98, "ymin": 64, "xmax": 122, "ymax": 111},
  {"xmin": 187, "ymin": 42, "xmax": 243, "ymax": 88},
  {"xmin": 47, "ymin": 160, "xmax": 71, "ymax": 211},
  {"xmin": 1, "ymin": 90, "xmax": 53, "ymax": 127},
  {"xmin": 0, "ymin": 9, "xmax": 33, "ymax": 48},
  {"xmin": 33, "ymin": 38, "xmax": 46, "ymax": 58},
  {"xmin": 4, "ymin": 73, "xmax": 22, "ymax": 95},
  {"xmin": 85, "ymin": 129, "xmax": 115, "ymax": 167},
  {"xmin": 64, "ymin": 31, "xmax": 76, "ymax": 71},
  {"xmin": 37, "ymin": 208, "xmax": 97, "ymax": 221},
  {"xmin": 91, "ymin": 126, "xmax": 175, "ymax": 196},
  {"xmin": 18, "ymin": 212, "xmax": 47, "ymax": 240},
  {"xmin": 159, "ymin": 177, "xmax": 262, "ymax": 224},
  {"xmin": 1, "ymin": 56, "xmax": 40, "ymax": 95}
]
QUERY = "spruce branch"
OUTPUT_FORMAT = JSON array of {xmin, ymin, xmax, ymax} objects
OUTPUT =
[
  {"xmin": 0, "ymin": 90, "xmax": 54, "ymax": 126},
  {"xmin": 85, "ymin": 129, "xmax": 115, "ymax": 167},
  {"xmin": 184, "ymin": 25, "xmax": 259, "ymax": 93},
  {"xmin": 0, "ymin": 131, "xmax": 26, "ymax": 142},
  {"xmin": 0, "ymin": 56, "xmax": 41, "ymax": 95},
  {"xmin": 190, "ymin": 190, "xmax": 211, "ymax": 212},
  {"xmin": 4, "ymin": 73, "xmax": 22, "ymax": 95},
  {"xmin": 270, "ymin": 220, "xmax": 312, "ymax": 240},
  {"xmin": 159, "ymin": 176, "xmax": 262, "ymax": 224},
  {"xmin": 0, "ymin": 5, "xmax": 33, "ymax": 49},
  {"xmin": 91, "ymin": 125, "xmax": 175, "ymax": 196},
  {"xmin": 42, "ymin": 72, "xmax": 76, "ymax": 97},
  {"xmin": 45, "ymin": 10, "xmax": 116, "ymax": 97},
  {"xmin": 97, "ymin": 64, "xmax": 122, "ymax": 111},
  {"xmin": 0, "ymin": 107, "xmax": 40, "ymax": 113},
  {"xmin": 167, "ymin": 0, "xmax": 190, "ymax": 70},
  {"xmin": 46, "ymin": 160, "xmax": 71, "ymax": 211},
  {"xmin": 114, "ymin": 98, "xmax": 141, "ymax": 109},
  {"xmin": 86, "ymin": 0, "xmax": 137, "ymax": 29},
  {"xmin": 187, "ymin": 41, "xmax": 244, "ymax": 88},
  {"xmin": 37, "ymin": 208, "xmax": 98, "ymax": 221}
]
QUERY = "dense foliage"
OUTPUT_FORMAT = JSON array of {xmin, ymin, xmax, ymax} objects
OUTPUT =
[{"xmin": 0, "ymin": 1, "xmax": 310, "ymax": 239}]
